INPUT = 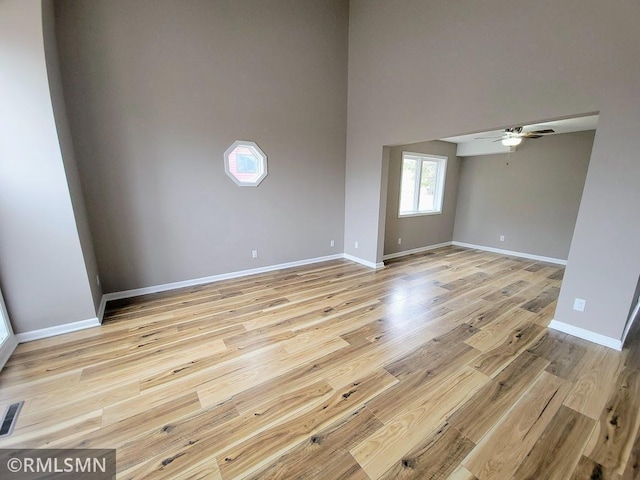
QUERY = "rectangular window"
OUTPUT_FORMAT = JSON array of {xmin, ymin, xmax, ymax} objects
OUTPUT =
[{"xmin": 399, "ymin": 152, "xmax": 447, "ymax": 217}]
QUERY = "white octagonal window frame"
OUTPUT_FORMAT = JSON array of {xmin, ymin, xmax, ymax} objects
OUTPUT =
[{"xmin": 224, "ymin": 140, "xmax": 268, "ymax": 187}]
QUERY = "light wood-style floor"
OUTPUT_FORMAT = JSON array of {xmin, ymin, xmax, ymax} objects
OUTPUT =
[{"xmin": 1, "ymin": 246, "xmax": 639, "ymax": 479}]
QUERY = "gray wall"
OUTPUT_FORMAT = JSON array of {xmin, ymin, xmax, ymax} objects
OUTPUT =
[
  {"xmin": 345, "ymin": 0, "xmax": 640, "ymax": 340},
  {"xmin": 4, "ymin": 0, "xmax": 638, "ymax": 346},
  {"xmin": 54, "ymin": 0, "xmax": 349, "ymax": 293},
  {"xmin": 0, "ymin": 0, "xmax": 96, "ymax": 333},
  {"xmin": 42, "ymin": 0, "xmax": 102, "ymax": 311},
  {"xmin": 453, "ymin": 131, "xmax": 594, "ymax": 260},
  {"xmin": 384, "ymin": 140, "xmax": 460, "ymax": 256}
]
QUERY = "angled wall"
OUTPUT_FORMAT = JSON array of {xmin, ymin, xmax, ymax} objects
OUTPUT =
[
  {"xmin": 0, "ymin": 0, "xmax": 96, "ymax": 333},
  {"xmin": 42, "ymin": 0, "xmax": 102, "ymax": 312}
]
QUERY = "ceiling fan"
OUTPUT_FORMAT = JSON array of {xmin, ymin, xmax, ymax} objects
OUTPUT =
[{"xmin": 476, "ymin": 127, "xmax": 556, "ymax": 146}]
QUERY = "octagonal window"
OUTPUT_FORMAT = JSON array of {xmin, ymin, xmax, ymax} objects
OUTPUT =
[{"xmin": 224, "ymin": 141, "xmax": 268, "ymax": 187}]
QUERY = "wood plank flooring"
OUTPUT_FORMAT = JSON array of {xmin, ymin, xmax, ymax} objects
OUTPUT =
[{"xmin": 1, "ymin": 246, "xmax": 639, "ymax": 479}]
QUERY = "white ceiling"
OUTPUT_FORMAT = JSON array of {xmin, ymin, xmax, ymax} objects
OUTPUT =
[{"xmin": 441, "ymin": 114, "xmax": 599, "ymax": 157}]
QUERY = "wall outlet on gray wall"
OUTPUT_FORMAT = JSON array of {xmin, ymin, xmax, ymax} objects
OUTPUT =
[
  {"xmin": 398, "ymin": 238, "xmax": 402, "ymax": 244},
  {"xmin": 252, "ymin": 250, "xmax": 258, "ymax": 258},
  {"xmin": 330, "ymin": 240, "xmax": 335, "ymax": 247},
  {"xmin": 499, "ymin": 235, "xmax": 505, "ymax": 242},
  {"xmin": 573, "ymin": 298, "xmax": 586, "ymax": 312},
  {"xmin": 354, "ymin": 241, "xmax": 359, "ymax": 249}
]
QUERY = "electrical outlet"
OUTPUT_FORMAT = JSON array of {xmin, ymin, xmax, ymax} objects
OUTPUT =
[
  {"xmin": 252, "ymin": 249, "xmax": 258, "ymax": 258},
  {"xmin": 96, "ymin": 275, "xmax": 100, "ymax": 286},
  {"xmin": 398, "ymin": 238, "xmax": 402, "ymax": 245},
  {"xmin": 573, "ymin": 298, "xmax": 586, "ymax": 312},
  {"xmin": 354, "ymin": 241, "xmax": 359, "ymax": 249},
  {"xmin": 499, "ymin": 235, "xmax": 505, "ymax": 242},
  {"xmin": 330, "ymin": 240, "xmax": 335, "ymax": 247}
]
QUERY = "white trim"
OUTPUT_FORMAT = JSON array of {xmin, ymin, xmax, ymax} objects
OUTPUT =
[
  {"xmin": 403, "ymin": 152, "xmax": 449, "ymax": 161},
  {"xmin": 0, "ymin": 336, "xmax": 18, "ymax": 371},
  {"xmin": 399, "ymin": 152, "xmax": 447, "ymax": 217},
  {"xmin": 16, "ymin": 317, "xmax": 101, "ymax": 343},
  {"xmin": 621, "ymin": 298, "xmax": 640, "ymax": 347},
  {"xmin": 342, "ymin": 253, "xmax": 385, "ymax": 270},
  {"xmin": 103, "ymin": 254, "xmax": 346, "ymax": 302},
  {"xmin": 397, "ymin": 211, "xmax": 444, "ymax": 218},
  {"xmin": 548, "ymin": 319, "xmax": 622, "ymax": 351},
  {"xmin": 223, "ymin": 140, "xmax": 267, "ymax": 187},
  {"xmin": 19, "ymin": 254, "xmax": 350, "ymax": 343},
  {"xmin": 451, "ymin": 241, "xmax": 567, "ymax": 265},
  {"xmin": 383, "ymin": 241, "xmax": 453, "ymax": 260}
]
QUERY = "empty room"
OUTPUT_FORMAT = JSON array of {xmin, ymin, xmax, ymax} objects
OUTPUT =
[{"xmin": 1, "ymin": 1, "xmax": 640, "ymax": 479}]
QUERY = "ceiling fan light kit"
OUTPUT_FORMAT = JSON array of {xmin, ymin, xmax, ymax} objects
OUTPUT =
[
  {"xmin": 444, "ymin": 115, "xmax": 596, "ymax": 157},
  {"xmin": 475, "ymin": 126, "xmax": 556, "ymax": 148},
  {"xmin": 502, "ymin": 137, "xmax": 523, "ymax": 147}
]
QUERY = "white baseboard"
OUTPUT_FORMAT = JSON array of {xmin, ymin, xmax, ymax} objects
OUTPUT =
[
  {"xmin": 16, "ymin": 317, "xmax": 101, "ymax": 343},
  {"xmin": 451, "ymin": 241, "xmax": 567, "ymax": 266},
  {"xmin": 103, "ymin": 254, "xmax": 346, "ymax": 302},
  {"xmin": 17, "ymin": 254, "xmax": 348, "ymax": 343},
  {"xmin": 100, "ymin": 252, "xmax": 385, "ymax": 315},
  {"xmin": 548, "ymin": 319, "xmax": 622, "ymax": 351},
  {"xmin": 343, "ymin": 253, "xmax": 385, "ymax": 269},
  {"xmin": 383, "ymin": 241, "xmax": 453, "ymax": 260}
]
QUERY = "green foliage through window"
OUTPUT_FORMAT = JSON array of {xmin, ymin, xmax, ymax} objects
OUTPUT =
[{"xmin": 399, "ymin": 153, "xmax": 447, "ymax": 216}]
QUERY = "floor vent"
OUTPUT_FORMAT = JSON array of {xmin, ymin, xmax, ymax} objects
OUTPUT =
[{"xmin": 0, "ymin": 401, "xmax": 23, "ymax": 437}]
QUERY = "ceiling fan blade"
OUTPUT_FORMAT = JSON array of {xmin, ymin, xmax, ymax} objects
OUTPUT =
[{"xmin": 475, "ymin": 128, "xmax": 554, "ymax": 141}]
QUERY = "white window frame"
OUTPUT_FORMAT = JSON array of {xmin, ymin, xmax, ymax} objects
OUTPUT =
[
  {"xmin": 398, "ymin": 152, "xmax": 448, "ymax": 217},
  {"xmin": 224, "ymin": 140, "xmax": 268, "ymax": 187}
]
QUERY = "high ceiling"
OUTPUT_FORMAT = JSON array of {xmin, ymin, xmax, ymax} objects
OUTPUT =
[{"xmin": 441, "ymin": 115, "xmax": 599, "ymax": 157}]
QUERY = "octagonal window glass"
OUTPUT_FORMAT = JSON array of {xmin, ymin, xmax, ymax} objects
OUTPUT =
[{"xmin": 224, "ymin": 141, "xmax": 267, "ymax": 186}]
